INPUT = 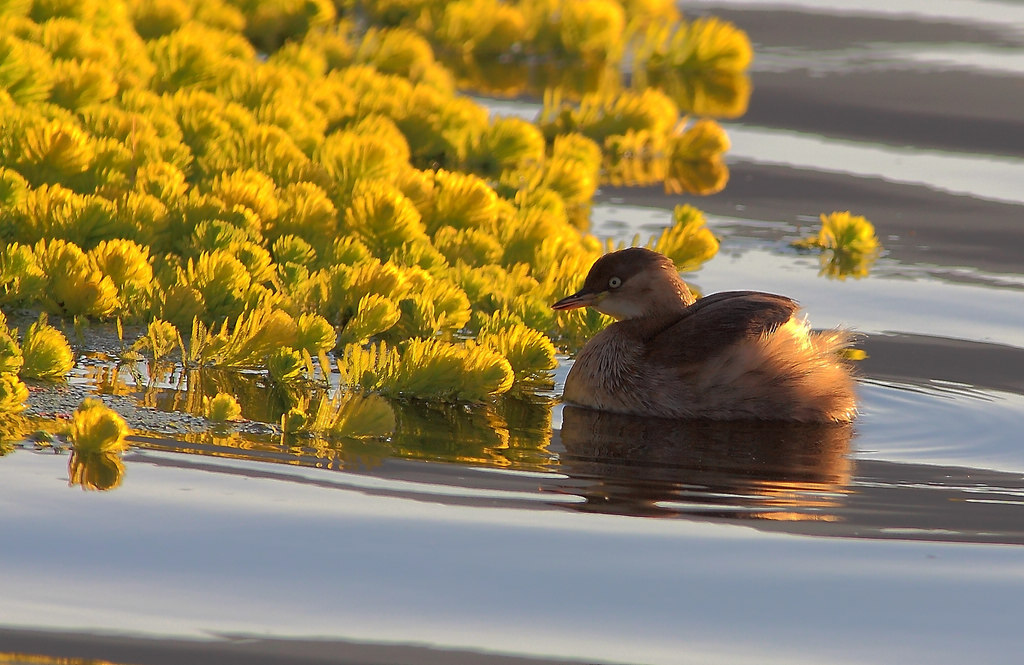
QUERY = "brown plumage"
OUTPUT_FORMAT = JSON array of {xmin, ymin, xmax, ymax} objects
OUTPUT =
[{"xmin": 551, "ymin": 247, "xmax": 857, "ymax": 422}]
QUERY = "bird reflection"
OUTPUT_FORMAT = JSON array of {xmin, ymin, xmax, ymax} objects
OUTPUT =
[{"xmin": 557, "ymin": 405, "xmax": 854, "ymax": 520}]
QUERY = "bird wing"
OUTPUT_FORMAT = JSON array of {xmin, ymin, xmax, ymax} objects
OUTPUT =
[{"xmin": 644, "ymin": 291, "xmax": 800, "ymax": 366}]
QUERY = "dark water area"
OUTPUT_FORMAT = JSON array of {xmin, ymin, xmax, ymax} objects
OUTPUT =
[{"xmin": 4, "ymin": 2, "xmax": 1024, "ymax": 665}]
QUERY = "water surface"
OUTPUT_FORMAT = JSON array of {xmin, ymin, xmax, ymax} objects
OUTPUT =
[{"xmin": 4, "ymin": 2, "xmax": 1024, "ymax": 664}]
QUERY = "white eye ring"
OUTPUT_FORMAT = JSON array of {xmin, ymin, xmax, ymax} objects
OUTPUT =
[{"xmin": 608, "ymin": 276, "xmax": 622, "ymax": 289}]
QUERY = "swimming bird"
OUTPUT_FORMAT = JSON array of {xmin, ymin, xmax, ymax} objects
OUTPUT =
[{"xmin": 551, "ymin": 247, "xmax": 857, "ymax": 422}]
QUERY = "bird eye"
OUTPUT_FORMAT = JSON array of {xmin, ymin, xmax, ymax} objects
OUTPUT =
[{"xmin": 608, "ymin": 276, "xmax": 622, "ymax": 289}]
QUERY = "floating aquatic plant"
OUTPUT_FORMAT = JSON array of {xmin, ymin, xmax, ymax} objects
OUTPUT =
[
  {"xmin": 34, "ymin": 238, "xmax": 119, "ymax": 317},
  {"xmin": 792, "ymin": 211, "xmax": 882, "ymax": 280},
  {"xmin": 0, "ymin": 242, "xmax": 45, "ymax": 307},
  {"xmin": 295, "ymin": 312, "xmax": 336, "ymax": 356},
  {"xmin": 70, "ymin": 397, "xmax": 130, "ymax": 454},
  {"xmin": 19, "ymin": 313, "xmax": 74, "ymax": 380},
  {"xmin": 337, "ymin": 338, "xmax": 514, "ymax": 403},
  {"xmin": 266, "ymin": 346, "xmax": 306, "ymax": 384},
  {"xmin": 132, "ymin": 318, "xmax": 183, "ymax": 362},
  {"xmin": 0, "ymin": 324, "xmax": 23, "ymax": 375},
  {"xmin": 204, "ymin": 391, "xmax": 242, "ymax": 421},
  {"xmin": 337, "ymin": 293, "xmax": 401, "ymax": 346},
  {"xmin": 190, "ymin": 305, "xmax": 298, "ymax": 369},
  {"xmin": 647, "ymin": 204, "xmax": 720, "ymax": 272},
  {"xmin": 665, "ymin": 118, "xmax": 730, "ymax": 195},
  {"xmin": 476, "ymin": 314, "xmax": 557, "ymax": 395},
  {"xmin": 88, "ymin": 239, "xmax": 154, "ymax": 319},
  {"xmin": 0, "ymin": 372, "xmax": 29, "ymax": 414},
  {"xmin": 342, "ymin": 180, "xmax": 428, "ymax": 253}
]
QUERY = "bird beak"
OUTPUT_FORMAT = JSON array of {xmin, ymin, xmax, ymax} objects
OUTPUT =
[{"xmin": 551, "ymin": 288, "xmax": 600, "ymax": 311}]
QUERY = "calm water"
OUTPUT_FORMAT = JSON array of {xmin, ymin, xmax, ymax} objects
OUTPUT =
[{"xmin": 3, "ymin": 2, "xmax": 1024, "ymax": 664}]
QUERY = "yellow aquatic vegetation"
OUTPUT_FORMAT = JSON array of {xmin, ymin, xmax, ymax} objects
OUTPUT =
[
  {"xmin": 317, "ymin": 130, "xmax": 410, "ymax": 202},
  {"xmin": 476, "ymin": 313, "xmax": 557, "ymax": 394},
  {"xmin": 356, "ymin": 26, "xmax": 444, "ymax": 86},
  {"xmin": 271, "ymin": 235, "xmax": 316, "ymax": 292},
  {"xmin": 70, "ymin": 397, "xmax": 130, "ymax": 454},
  {"xmin": 792, "ymin": 211, "xmax": 882, "ymax": 280},
  {"xmin": 191, "ymin": 305, "xmax": 298, "ymax": 369},
  {"xmin": 127, "ymin": 0, "xmax": 196, "ymax": 39},
  {"xmin": 267, "ymin": 345, "xmax": 307, "ymax": 383},
  {"xmin": 337, "ymin": 293, "xmax": 401, "ymax": 346},
  {"xmin": 542, "ymin": 87, "xmax": 679, "ymax": 144},
  {"xmin": 204, "ymin": 391, "xmax": 242, "ymax": 421},
  {"xmin": 228, "ymin": 241, "xmax": 276, "ymax": 286},
  {"xmin": 268, "ymin": 181, "xmax": 338, "ymax": 245},
  {"xmin": 384, "ymin": 240, "xmax": 448, "ymax": 278},
  {"xmin": 542, "ymin": 0, "xmax": 626, "ymax": 61},
  {"xmin": 433, "ymin": 226, "xmax": 503, "ymax": 267},
  {"xmin": 0, "ymin": 167, "xmax": 29, "ymax": 209},
  {"xmin": 209, "ymin": 169, "xmax": 281, "ymax": 229},
  {"xmin": 436, "ymin": 0, "xmax": 527, "ymax": 57},
  {"xmin": 332, "ymin": 64, "xmax": 413, "ymax": 121},
  {"xmin": 295, "ymin": 312, "xmax": 336, "ymax": 356},
  {"xmin": 467, "ymin": 116, "xmax": 546, "ymax": 176},
  {"xmin": 0, "ymin": 33, "xmax": 55, "ymax": 105},
  {"xmin": 33, "ymin": 238, "xmax": 119, "ymax": 317},
  {"xmin": 633, "ymin": 16, "xmax": 753, "ymax": 116},
  {"xmin": 602, "ymin": 129, "xmax": 668, "ymax": 187},
  {"xmin": 316, "ymin": 258, "xmax": 410, "ymax": 326},
  {"xmin": 647, "ymin": 204, "xmax": 720, "ymax": 272},
  {"xmin": 665, "ymin": 118, "xmax": 730, "ymax": 195},
  {"xmin": 81, "ymin": 105, "xmax": 192, "ymax": 176},
  {"xmin": 134, "ymin": 161, "xmax": 190, "ymax": 203},
  {"xmin": 147, "ymin": 23, "xmax": 252, "ymax": 94},
  {"xmin": 88, "ymin": 239, "xmax": 154, "ymax": 318},
  {"xmin": 48, "ymin": 58, "xmax": 118, "ymax": 110},
  {"xmin": 646, "ymin": 16, "xmax": 752, "ymax": 74},
  {"xmin": 326, "ymin": 392, "xmax": 396, "ymax": 438},
  {"xmin": 132, "ymin": 318, "xmax": 182, "ymax": 361},
  {"xmin": 348, "ymin": 114, "xmax": 412, "ymax": 164},
  {"xmin": 0, "ymin": 372, "xmax": 29, "ymax": 414},
  {"xmin": 336, "ymin": 337, "xmax": 514, "ymax": 402},
  {"xmin": 15, "ymin": 118, "xmax": 95, "ymax": 188},
  {"xmin": 814, "ymin": 211, "xmax": 881, "ymax": 256},
  {"xmin": 458, "ymin": 263, "xmax": 554, "ymax": 332},
  {"xmin": 18, "ymin": 314, "xmax": 74, "ymax": 380},
  {"xmin": 8, "ymin": 183, "xmax": 126, "ymax": 247},
  {"xmin": 237, "ymin": 0, "xmax": 336, "ymax": 53},
  {"xmin": 342, "ymin": 180, "xmax": 428, "ymax": 253},
  {"xmin": 173, "ymin": 249, "xmax": 254, "ymax": 322},
  {"xmin": 394, "ymin": 338, "xmax": 514, "ymax": 401},
  {"xmin": 0, "ymin": 242, "xmax": 46, "ymax": 307},
  {"xmin": 403, "ymin": 267, "xmax": 473, "ymax": 327},
  {"xmin": 420, "ymin": 169, "xmax": 500, "ymax": 234},
  {"xmin": 0, "ymin": 325, "xmax": 23, "ymax": 376},
  {"xmin": 336, "ymin": 341, "xmax": 400, "ymax": 393}
]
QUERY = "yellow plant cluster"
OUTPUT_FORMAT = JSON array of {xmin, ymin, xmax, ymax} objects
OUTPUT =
[
  {"xmin": 792, "ymin": 211, "xmax": 882, "ymax": 280},
  {"xmin": 363, "ymin": 0, "xmax": 752, "ymax": 117},
  {"xmin": 0, "ymin": 0, "xmax": 731, "ymax": 408},
  {"xmin": 0, "ymin": 311, "xmax": 74, "ymax": 413},
  {"xmin": 540, "ymin": 88, "xmax": 733, "ymax": 195},
  {"xmin": 68, "ymin": 397, "xmax": 131, "ymax": 490}
]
